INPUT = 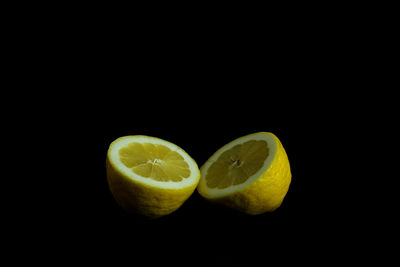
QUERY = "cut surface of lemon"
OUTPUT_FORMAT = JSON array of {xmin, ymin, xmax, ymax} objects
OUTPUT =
[
  {"xmin": 197, "ymin": 132, "xmax": 291, "ymax": 214},
  {"xmin": 106, "ymin": 135, "xmax": 200, "ymax": 217}
]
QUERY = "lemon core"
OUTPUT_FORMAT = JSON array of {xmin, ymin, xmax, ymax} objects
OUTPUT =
[
  {"xmin": 119, "ymin": 142, "xmax": 190, "ymax": 182},
  {"xmin": 205, "ymin": 140, "xmax": 270, "ymax": 189}
]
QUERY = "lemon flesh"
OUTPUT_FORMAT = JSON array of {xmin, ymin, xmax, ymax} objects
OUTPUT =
[
  {"xmin": 119, "ymin": 142, "xmax": 190, "ymax": 182},
  {"xmin": 197, "ymin": 132, "xmax": 291, "ymax": 215},
  {"xmin": 106, "ymin": 135, "xmax": 200, "ymax": 217},
  {"xmin": 206, "ymin": 140, "xmax": 269, "ymax": 188}
]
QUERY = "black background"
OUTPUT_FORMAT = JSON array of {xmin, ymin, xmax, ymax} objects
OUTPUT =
[
  {"xmin": 8, "ymin": 9, "xmax": 389, "ymax": 265},
  {"xmin": 72, "ymin": 103, "xmax": 317, "ymax": 266},
  {"xmin": 50, "ymin": 73, "xmax": 347, "ymax": 265},
  {"xmin": 24, "ymin": 46, "xmax": 353, "ymax": 266}
]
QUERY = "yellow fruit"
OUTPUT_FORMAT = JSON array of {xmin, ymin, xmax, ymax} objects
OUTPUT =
[
  {"xmin": 106, "ymin": 135, "xmax": 200, "ymax": 218},
  {"xmin": 197, "ymin": 132, "xmax": 291, "ymax": 214}
]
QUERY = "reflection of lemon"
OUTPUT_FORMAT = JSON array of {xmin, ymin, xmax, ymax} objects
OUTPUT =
[
  {"xmin": 106, "ymin": 135, "xmax": 200, "ymax": 218},
  {"xmin": 197, "ymin": 132, "xmax": 291, "ymax": 214}
]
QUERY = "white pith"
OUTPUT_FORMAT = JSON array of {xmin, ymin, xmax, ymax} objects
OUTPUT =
[
  {"xmin": 108, "ymin": 135, "xmax": 200, "ymax": 189},
  {"xmin": 198, "ymin": 132, "xmax": 277, "ymax": 198}
]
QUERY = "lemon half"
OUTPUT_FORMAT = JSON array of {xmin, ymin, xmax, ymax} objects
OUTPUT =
[
  {"xmin": 197, "ymin": 132, "xmax": 291, "ymax": 214},
  {"xmin": 106, "ymin": 135, "xmax": 200, "ymax": 217}
]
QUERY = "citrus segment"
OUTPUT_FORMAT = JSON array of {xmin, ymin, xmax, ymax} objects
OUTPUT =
[
  {"xmin": 119, "ymin": 142, "xmax": 190, "ymax": 182},
  {"xmin": 205, "ymin": 140, "xmax": 270, "ymax": 189}
]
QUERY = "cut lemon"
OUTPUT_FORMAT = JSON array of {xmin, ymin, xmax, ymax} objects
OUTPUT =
[
  {"xmin": 197, "ymin": 132, "xmax": 291, "ymax": 214},
  {"xmin": 106, "ymin": 135, "xmax": 200, "ymax": 217}
]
